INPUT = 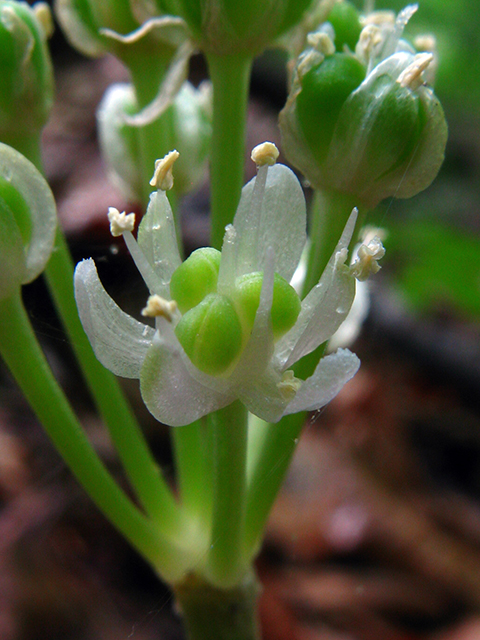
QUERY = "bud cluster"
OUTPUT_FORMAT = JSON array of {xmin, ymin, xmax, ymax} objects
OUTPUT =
[{"xmin": 280, "ymin": 2, "xmax": 447, "ymax": 209}]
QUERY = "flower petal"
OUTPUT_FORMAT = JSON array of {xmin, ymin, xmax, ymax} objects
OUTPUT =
[
  {"xmin": 232, "ymin": 163, "xmax": 306, "ymax": 281},
  {"xmin": 283, "ymin": 348, "xmax": 360, "ymax": 415},
  {"xmin": 137, "ymin": 189, "xmax": 182, "ymax": 297},
  {"xmin": 275, "ymin": 210, "xmax": 357, "ymax": 369},
  {"xmin": 74, "ymin": 258, "xmax": 155, "ymax": 378},
  {"xmin": 140, "ymin": 324, "xmax": 233, "ymax": 426},
  {"xmin": 237, "ymin": 365, "xmax": 287, "ymax": 424}
]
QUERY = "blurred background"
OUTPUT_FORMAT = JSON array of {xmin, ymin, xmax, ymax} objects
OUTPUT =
[{"xmin": 1, "ymin": 1, "xmax": 480, "ymax": 639}]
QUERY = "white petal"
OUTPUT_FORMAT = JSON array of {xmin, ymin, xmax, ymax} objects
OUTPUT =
[
  {"xmin": 283, "ymin": 349, "xmax": 360, "ymax": 415},
  {"xmin": 275, "ymin": 210, "xmax": 357, "ymax": 369},
  {"xmin": 137, "ymin": 190, "xmax": 182, "ymax": 297},
  {"xmin": 232, "ymin": 164, "xmax": 306, "ymax": 281},
  {"xmin": 237, "ymin": 365, "xmax": 288, "ymax": 424},
  {"xmin": 140, "ymin": 329, "xmax": 233, "ymax": 426},
  {"xmin": 74, "ymin": 259, "xmax": 155, "ymax": 378}
]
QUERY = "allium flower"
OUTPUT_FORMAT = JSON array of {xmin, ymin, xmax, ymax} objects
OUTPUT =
[{"xmin": 74, "ymin": 145, "xmax": 361, "ymax": 427}]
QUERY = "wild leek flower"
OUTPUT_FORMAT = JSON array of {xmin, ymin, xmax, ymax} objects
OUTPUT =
[{"xmin": 75, "ymin": 144, "xmax": 362, "ymax": 427}]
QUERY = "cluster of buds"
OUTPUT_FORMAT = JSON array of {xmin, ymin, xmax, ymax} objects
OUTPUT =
[{"xmin": 280, "ymin": 2, "xmax": 448, "ymax": 209}]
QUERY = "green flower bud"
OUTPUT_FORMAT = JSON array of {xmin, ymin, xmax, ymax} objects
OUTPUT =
[
  {"xmin": 324, "ymin": 52, "xmax": 448, "ymax": 207},
  {"xmin": 152, "ymin": 0, "xmax": 316, "ymax": 55},
  {"xmin": 97, "ymin": 80, "xmax": 211, "ymax": 201},
  {"xmin": 281, "ymin": 50, "xmax": 447, "ymax": 208},
  {"xmin": 327, "ymin": 0, "xmax": 361, "ymax": 53},
  {"xmin": 0, "ymin": 0, "xmax": 54, "ymax": 144},
  {"xmin": 0, "ymin": 143, "xmax": 57, "ymax": 300},
  {"xmin": 233, "ymin": 271, "xmax": 301, "ymax": 340},
  {"xmin": 175, "ymin": 292, "xmax": 243, "ymax": 375},
  {"xmin": 169, "ymin": 247, "xmax": 221, "ymax": 314}
]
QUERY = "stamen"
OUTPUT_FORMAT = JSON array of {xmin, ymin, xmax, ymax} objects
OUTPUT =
[
  {"xmin": 150, "ymin": 150, "xmax": 180, "ymax": 191},
  {"xmin": 351, "ymin": 236, "xmax": 385, "ymax": 281},
  {"xmin": 397, "ymin": 52, "xmax": 433, "ymax": 89},
  {"xmin": 141, "ymin": 294, "xmax": 177, "ymax": 321},
  {"xmin": 251, "ymin": 142, "xmax": 279, "ymax": 167},
  {"xmin": 277, "ymin": 370, "xmax": 302, "ymax": 401},
  {"xmin": 108, "ymin": 207, "xmax": 135, "ymax": 237}
]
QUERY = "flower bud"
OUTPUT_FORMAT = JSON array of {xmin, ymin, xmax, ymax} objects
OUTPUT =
[
  {"xmin": 0, "ymin": 143, "xmax": 57, "ymax": 299},
  {"xmin": 169, "ymin": 247, "xmax": 221, "ymax": 314},
  {"xmin": 233, "ymin": 271, "xmax": 301, "ymax": 340},
  {"xmin": 324, "ymin": 52, "xmax": 448, "ymax": 207},
  {"xmin": 281, "ymin": 49, "xmax": 447, "ymax": 208},
  {"xmin": 97, "ymin": 80, "xmax": 211, "ymax": 201},
  {"xmin": 151, "ymin": 0, "xmax": 316, "ymax": 55},
  {"xmin": 0, "ymin": 0, "xmax": 54, "ymax": 144},
  {"xmin": 175, "ymin": 293, "xmax": 243, "ymax": 375}
]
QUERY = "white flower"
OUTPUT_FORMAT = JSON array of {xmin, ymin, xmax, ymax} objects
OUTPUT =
[{"xmin": 74, "ymin": 151, "xmax": 360, "ymax": 426}]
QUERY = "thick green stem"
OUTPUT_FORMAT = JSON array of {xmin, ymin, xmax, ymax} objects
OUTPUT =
[
  {"xmin": 44, "ymin": 230, "xmax": 182, "ymax": 532},
  {"xmin": 0, "ymin": 292, "xmax": 183, "ymax": 576},
  {"xmin": 174, "ymin": 570, "xmax": 261, "ymax": 640},
  {"xmin": 206, "ymin": 401, "xmax": 249, "ymax": 587},
  {"xmin": 206, "ymin": 53, "xmax": 253, "ymax": 249}
]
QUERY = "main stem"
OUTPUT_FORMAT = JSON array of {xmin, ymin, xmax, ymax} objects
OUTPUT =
[
  {"xmin": 206, "ymin": 401, "xmax": 249, "ymax": 588},
  {"xmin": 206, "ymin": 53, "xmax": 252, "ymax": 249},
  {"xmin": 174, "ymin": 571, "xmax": 261, "ymax": 640}
]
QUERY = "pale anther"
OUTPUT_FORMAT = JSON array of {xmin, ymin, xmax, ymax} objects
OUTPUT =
[
  {"xmin": 414, "ymin": 34, "xmax": 436, "ymax": 53},
  {"xmin": 33, "ymin": 2, "xmax": 54, "ymax": 38},
  {"xmin": 397, "ymin": 52, "xmax": 433, "ymax": 89},
  {"xmin": 251, "ymin": 142, "xmax": 279, "ymax": 167},
  {"xmin": 150, "ymin": 150, "xmax": 180, "ymax": 191},
  {"xmin": 141, "ymin": 295, "xmax": 178, "ymax": 321},
  {"xmin": 277, "ymin": 370, "xmax": 302, "ymax": 401},
  {"xmin": 351, "ymin": 237, "xmax": 385, "ymax": 282},
  {"xmin": 107, "ymin": 207, "xmax": 135, "ymax": 237},
  {"xmin": 355, "ymin": 25, "xmax": 382, "ymax": 64},
  {"xmin": 306, "ymin": 31, "xmax": 335, "ymax": 57}
]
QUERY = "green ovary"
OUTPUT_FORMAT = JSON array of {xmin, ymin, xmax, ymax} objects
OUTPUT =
[
  {"xmin": 233, "ymin": 272, "xmax": 301, "ymax": 340},
  {"xmin": 170, "ymin": 247, "xmax": 221, "ymax": 314},
  {"xmin": 175, "ymin": 293, "xmax": 243, "ymax": 376}
]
